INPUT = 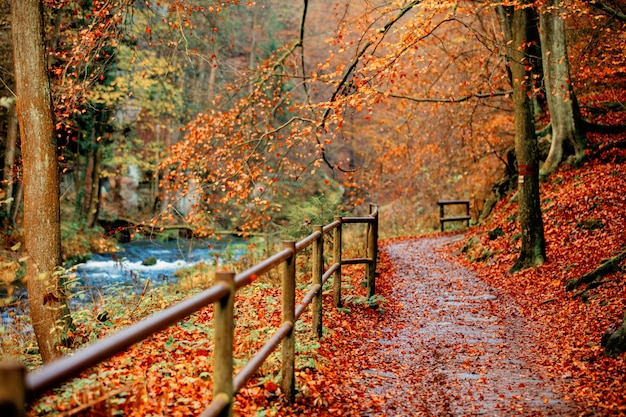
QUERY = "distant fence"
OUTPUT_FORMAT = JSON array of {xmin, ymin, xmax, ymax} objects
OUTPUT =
[
  {"xmin": 0, "ymin": 204, "xmax": 379, "ymax": 417},
  {"xmin": 438, "ymin": 199, "xmax": 470, "ymax": 232}
]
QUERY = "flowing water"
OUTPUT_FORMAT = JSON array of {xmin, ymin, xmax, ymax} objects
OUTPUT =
[
  {"xmin": 1, "ymin": 237, "xmax": 248, "ymax": 327},
  {"xmin": 74, "ymin": 237, "xmax": 246, "ymax": 289}
]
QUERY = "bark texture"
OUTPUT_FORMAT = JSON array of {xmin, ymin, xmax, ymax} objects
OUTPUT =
[
  {"xmin": 539, "ymin": 0, "xmax": 585, "ymax": 175},
  {"xmin": 508, "ymin": 3, "xmax": 546, "ymax": 273},
  {"xmin": 11, "ymin": 0, "xmax": 71, "ymax": 362}
]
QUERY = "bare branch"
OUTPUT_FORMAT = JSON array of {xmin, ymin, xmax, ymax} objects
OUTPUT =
[
  {"xmin": 316, "ymin": 0, "xmax": 422, "ymax": 171},
  {"xmin": 322, "ymin": 0, "xmax": 422, "ymax": 122},
  {"xmin": 387, "ymin": 90, "xmax": 513, "ymax": 103},
  {"xmin": 300, "ymin": 0, "xmax": 311, "ymax": 104}
]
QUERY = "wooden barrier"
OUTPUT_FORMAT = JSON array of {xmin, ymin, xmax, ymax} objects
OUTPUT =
[
  {"xmin": 0, "ymin": 204, "xmax": 379, "ymax": 417},
  {"xmin": 438, "ymin": 200, "xmax": 470, "ymax": 232}
]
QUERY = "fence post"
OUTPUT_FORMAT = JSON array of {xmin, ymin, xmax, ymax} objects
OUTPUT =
[
  {"xmin": 333, "ymin": 216, "xmax": 342, "ymax": 308},
  {"xmin": 366, "ymin": 204, "xmax": 378, "ymax": 298},
  {"xmin": 213, "ymin": 271, "xmax": 235, "ymax": 417},
  {"xmin": 0, "ymin": 361, "xmax": 26, "ymax": 417},
  {"xmin": 439, "ymin": 202, "xmax": 445, "ymax": 232},
  {"xmin": 312, "ymin": 225, "xmax": 323, "ymax": 339},
  {"xmin": 281, "ymin": 240, "xmax": 296, "ymax": 402}
]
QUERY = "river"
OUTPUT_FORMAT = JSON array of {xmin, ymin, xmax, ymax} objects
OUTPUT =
[
  {"xmin": 74, "ymin": 236, "xmax": 246, "ymax": 290},
  {"xmin": 1, "ymin": 237, "xmax": 248, "ymax": 327}
]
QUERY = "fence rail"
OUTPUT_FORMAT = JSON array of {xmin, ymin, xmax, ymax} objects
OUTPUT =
[
  {"xmin": 438, "ymin": 199, "xmax": 471, "ymax": 231},
  {"xmin": 0, "ymin": 204, "xmax": 379, "ymax": 417}
]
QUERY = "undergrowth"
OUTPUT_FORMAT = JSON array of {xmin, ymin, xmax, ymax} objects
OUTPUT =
[{"xmin": 3, "ymin": 225, "xmax": 376, "ymax": 416}]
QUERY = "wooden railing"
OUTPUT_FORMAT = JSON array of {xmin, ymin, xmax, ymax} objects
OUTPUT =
[
  {"xmin": 438, "ymin": 199, "xmax": 470, "ymax": 232},
  {"xmin": 0, "ymin": 204, "xmax": 379, "ymax": 417}
]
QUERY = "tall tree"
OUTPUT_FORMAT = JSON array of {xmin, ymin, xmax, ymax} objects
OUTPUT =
[
  {"xmin": 506, "ymin": 2, "xmax": 547, "ymax": 272},
  {"xmin": 2, "ymin": 99, "xmax": 17, "ymax": 221},
  {"xmin": 538, "ymin": 0, "xmax": 585, "ymax": 175},
  {"xmin": 0, "ymin": 1, "xmax": 17, "ymax": 221},
  {"xmin": 11, "ymin": 0, "xmax": 71, "ymax": 362}
]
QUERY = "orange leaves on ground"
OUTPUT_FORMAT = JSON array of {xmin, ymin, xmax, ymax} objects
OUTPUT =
[{"xmin": 441, "ymin": 129, "xmax": 626, "ymax": 415}]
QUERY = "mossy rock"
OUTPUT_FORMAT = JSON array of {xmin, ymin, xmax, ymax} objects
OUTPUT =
[
  {"xmin": 601, "ymin": 324, "xmax": 626, "ymax": 357},
  {"xmin": 459, "ymin": 236, "xmax": 480, "ymax": 254},
  {"xmin": 576, "ymin": 218, "xmax": 604, "ymax": 231},
  {"xmin": 142, "ymin": 256, "xmax": 157, "ymax": 266},
  {"xmin": 477, "ymin": 249, "xmax": 497, "ymax": 262},
  {"xmin": 488, "ymin": 227, "xmax": 504, "ymax": 240}
]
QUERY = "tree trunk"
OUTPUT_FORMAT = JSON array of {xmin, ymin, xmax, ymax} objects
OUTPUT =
[
  {"xmin": 496, "ymin": 5, "xmax": 545, "ymax": 115},
  {"xmin": 81, "ymin": 113, "xmax": 100, "ymax": 219},
  {"xmin": 507, "ymin": 2, "xmax": 547, "ymax": 273},
  {"xmin": 3, "ymin": 100, "xmax": 17, "ymax": 218},
  {"xmin": 538, "ymin": 0, "xmax": 585, "ymax": 175},
  {"xmin": 11, "ymin": 0, "xmax": 72, "ymax": 363},
  {"xmin": 86, "ymin": 147, "xmax": 102, "ymax": 228},
  {"xmin": 208, "ymin": 58, "xmax": 216, "ymax": 99},
  {"xmin": 494, "ymin": 4, "xmax": 513, "ymax": 85},
  {"xmin": 9, "ymin": 178, "xmax": 22, "ymax": 225},
  {"xmin": 73, "ymin": 139, "xmax": 82, "ymax": 217}
]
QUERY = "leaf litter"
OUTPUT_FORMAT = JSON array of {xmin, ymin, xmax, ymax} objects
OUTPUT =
[{"xmin": 29, "ymin": 132, "xmax": 626, "ymax": 416}]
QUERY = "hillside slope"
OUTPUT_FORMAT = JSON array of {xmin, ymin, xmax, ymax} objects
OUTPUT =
[{"xmin": 444, "ymin": 127, "xmax": 626, "ymax": 414}]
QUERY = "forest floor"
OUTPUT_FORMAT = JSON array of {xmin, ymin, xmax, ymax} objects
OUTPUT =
[
  {"xmin": 268, "ymin": 236, "xmax": 593, "ymax": 416},
  {"xmin": 268, "ymin": 126, "xmax": 626, "ymax": 416},
  {"xmin": 25, "ymin": 231, "xmax": 625, "ymax": 417},
  {"xmin": 22, "ymin": 129, "xmax": 626, "ymax": 416}
]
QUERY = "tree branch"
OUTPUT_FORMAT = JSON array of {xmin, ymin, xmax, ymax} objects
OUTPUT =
[
  {"xmin": 300, "ymin": 0, "xmax": 311, "ymax": 104},
  {"xmin": 387, "ymin": 89, "xmax": 512, "ymax": 103},
  {"xmin": 322, "ymin": 0, "xmax": 422, "ymax": 122},
  {"xmin": 586, "ymin": 0, "xmax": 626, "ymax": 22},
  {"xmin": 316, "ymin": 1, "xmax": 422, "ymax": 171}
]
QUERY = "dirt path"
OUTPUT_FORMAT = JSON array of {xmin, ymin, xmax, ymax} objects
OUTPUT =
[{"xmin": 354, "ymin": 236, "xmax": 583, "ymax": 416}]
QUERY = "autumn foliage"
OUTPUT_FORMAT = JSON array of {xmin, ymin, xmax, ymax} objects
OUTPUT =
[{"xmin": 4, "ymin": 0, "xmax": 626, "ymax": 415}]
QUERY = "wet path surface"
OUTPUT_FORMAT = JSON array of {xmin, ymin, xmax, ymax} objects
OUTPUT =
[{"xmin": 357, "ymin": 236, "xmax": 579, "ymax": 416}]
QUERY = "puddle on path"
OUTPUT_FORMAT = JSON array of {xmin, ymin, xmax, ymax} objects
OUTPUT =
[{"xmin": 355, "ymin": 236, "xmax": 583, "ymax": 416}]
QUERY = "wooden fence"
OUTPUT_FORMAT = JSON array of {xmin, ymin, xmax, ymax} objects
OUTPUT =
[
  {"xmin": 0, "ymin": 204, "xmax": 379, "ymax": 417},
  {"xmin": 437, "ymin": 199, "xmax": 471, "ymax": 232}
]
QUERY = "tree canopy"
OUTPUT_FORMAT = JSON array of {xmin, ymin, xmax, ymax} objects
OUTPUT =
[
  {"xmin": 2, "ymin": 0, "xmax": 623, "ymax": 237},
  {"xmin": 2, "ymin": 0, "xmax": 626, "ymax": 369}
]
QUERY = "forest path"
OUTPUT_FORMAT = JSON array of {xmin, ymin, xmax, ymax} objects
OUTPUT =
[{"xmin": 353, "ymin": 235, "xmax": 582, "ymax": 416}]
